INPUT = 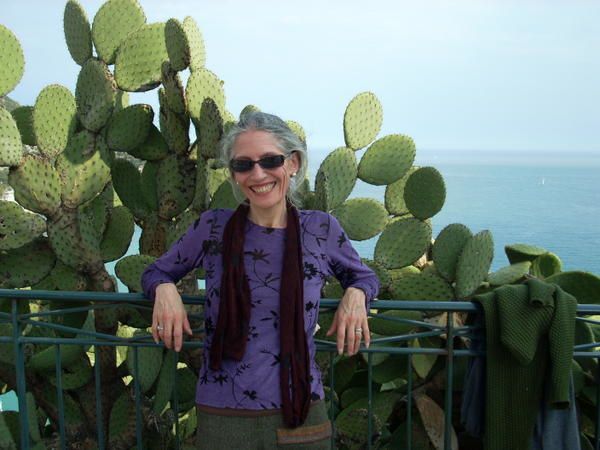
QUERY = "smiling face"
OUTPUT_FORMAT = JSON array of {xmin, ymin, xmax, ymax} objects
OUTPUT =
[{"xmin": 231, "ymin": 129, "xmax": 300, "ymax": 224}]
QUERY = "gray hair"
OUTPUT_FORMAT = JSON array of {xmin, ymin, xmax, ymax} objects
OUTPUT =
[{"xmin": 219, "ymin": 111, "xmax": 308, "ymax": 207}]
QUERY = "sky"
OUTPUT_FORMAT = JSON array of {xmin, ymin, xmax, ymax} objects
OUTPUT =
[{"xmin": 2, "ymin": 0, "xmax": 600, "ymax": 153}]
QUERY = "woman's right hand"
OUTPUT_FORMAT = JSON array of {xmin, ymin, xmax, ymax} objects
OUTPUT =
[{"xmin": 152, "ymin": 283, "xmax": 193, "ymax": 352}]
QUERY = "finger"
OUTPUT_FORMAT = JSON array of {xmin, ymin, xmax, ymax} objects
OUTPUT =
[
  {"xmin": 352, "ymin": 323, "xmax": 362, "ymax": 355},
  {"xmin": 173, "ymin": 317, "xmax": 183, "ymax": 352},
  {"xmin": 184, "ymin": 315, "xmax": 193, "ymax": 336},
  {"xmin": 345, "ymin": 322, "xmax": 355, "ymax": 356},
  {"xmin": 152, "ymin": 312, "xmax": 159, "ymax": 344},
  {"xmin": 363, "ymin": 318, "xmax": 371, "ymax": 349},
  {"xmin": 162, "ymin": 318, "xmax": 173, "ymax": 350},
  {"xmin": 336, "ymin": 320, "xmax": 346, "ymax": 355},
  {"xmin": 326, "ymin": 316, "xmax": 338, "ymax": 337}
]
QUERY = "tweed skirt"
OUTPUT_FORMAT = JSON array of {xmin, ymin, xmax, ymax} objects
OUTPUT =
[{"xmin": 195, "ymin": 401, "xmax": 332, "ymax": 449}]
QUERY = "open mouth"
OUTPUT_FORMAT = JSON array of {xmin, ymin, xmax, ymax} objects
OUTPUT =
[{"xmin": 251, "ymin": 182, "xmax": 276, "ymax": 194}]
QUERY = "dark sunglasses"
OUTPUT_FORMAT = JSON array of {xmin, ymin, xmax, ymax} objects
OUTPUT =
[{"xmin": 229, "ymin": 154, "xmax": 288, "ymax": 173}]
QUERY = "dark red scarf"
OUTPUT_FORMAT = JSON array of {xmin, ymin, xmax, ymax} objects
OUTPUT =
[{"xmin": 209, "ymin": 202, "xmax": 311, "ymax": 427}]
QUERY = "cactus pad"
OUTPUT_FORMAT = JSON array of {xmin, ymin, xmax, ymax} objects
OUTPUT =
[
  {"xmin": 63, "ymin": 0, "xmax": 92, "ymax": 65},
  {"xmin": 152, "ymin": 349, "xmax": 178, "ymax": 413},
  {"xmin": 140, "ymin": 161, "xmax": 159, "ymax": 210},
  {"xmin": 0, "ymin": 25, "xmax": 25, "ymax": 97},
  {"xmin": 240, "ymin": 104, "xmax": 260, "ymax": 119},
  {"xmin": 161, "ymin": 63, "xmax": 187, "ymax": 114},
  {"xmin": 332, "ymin": 198, "xmax": 388, "ymax": 241},
  {"xmin": 369, "ymin": 310, "xmax": 422, "ymax": 336},
  {"xmin": 165, "ymin": 19, "xmax": 189, "ymax": 72},
  {"xmin": 191, "ymin": 156, "xmax": 210, "ymax": 211},
  {"xmin": 48, "ymin": 211, "xmax": 103, "ymax": 272},
  {"xmin": 0, "ymin": 201, "xmax": 46, "ymax": 251},
  {"xmin": 107, "ymin": 104, "xmax": 154, "ymax": 151},
  {"xmin": 33, "ymin": 260, "xmax": 87, "ymax": 292},
  {"xmin": 186, "ymin": 68, "xmax": 225, "ymax": 126},
  {"xmin": 8, "ymin": 155, "xmax": 61, "ymax": 216},
  {"xmin": 56, "ymin": 131, "xmax": 112, "ymax": 208},
  {"xmin": 10, "ymin": 106, "xmax": 36, "ymax": 147},
  {"xmin": 209, "ymin": 180, "xmax": 240, "ymax": 210},
  {"xmin": 33, "ymin": 85, "xmax": 77, "ymax": 158},
  {"xmin": 314, "ymin": 147, "xmax": 357, "ymax": 211},
  {"xmin": 183, "ymin": 16, "xmax": 206, "ymax": 72},
  {"xmin": 125, "ymin": 331, "xmax": 163, "ymax": 392},
  {"xmin": 49, "ymin": 357, "xmax": 92, "ymax": 390},
  {"xmin": 343, "ymin": 92, "xmax": 383, "ymax": 150},
  {"xmin": 384, "ymin": 166, "xmax": 418, "ymax": 215},
  {"xmin": 0, "ymin": 238, "xmax": 56, "ymax": 288},
  {"xmin": 0, "ymin": 107, "xmax": 22, "ymax": 167},
  {"xmin": 196, "ymin": 98, "xmax": 223, "ymax": 159},
  {"xmin": 91, "ymin": 0, "xmax": 146, "ymax": 65},
  {"xmin": 111, "ymin": 158, "xmax": 152, "ymax": 219},
  {"xmin": 129, "ymin": 125, "xmax": 169, "ymax": 161},
  {"xmin": 159, "ymin": 101, "xmax": 190, "ymax": 155},
  {"xmin": 505, "ymin": 243, "xmax": 547, "ymax": 264},
  {"xmin": 455, "ymin": 230, "xmax": 494, "ymax": 299},
  {"xmin": 166, "ymin": 209, "xmax": 199, "ymax": 247},
  {"xmin": 157, "ymin": 155, "xmax": 196, "ymax": 219},
  {"xmin": 391, "ymin": 272, "xmax": 453, "ymax": 301},
  {"xmin": 487, "ymin": 261, "xmax": 531, "ymax": 286},
  {"xmin": 374, "ymin": 218, "xmax": 431, "ymax": 269},
  {"xmin": 432, "ymin": 223, "xmax": 473, "ymax": 282},
  {"xmin": 75, "ymin": 59, "xmax": 117, "ymax": 132},
  {"xmin": 100, "ymin": 206, "xmax": 134, "ymax": 262},
  {"xmin": 286, "ymin": 120, "xmax": 306, "ymax": 143},
  {"xmin": 531, "ymin": 252, "xmax": 562, "ymax": 279},
  {"xmin": 115, "ymin": 255, "xmax": 156, "ymax": 292},
  {"xmin": 358, "ymin": 134, "xmax": 416, "ymax": 185},
  {"xmin": 115, "ymin": 23, "xmax": 169, "ymax": 92},
  {"xmin": 108, "ymin": 391, "xmax": 136, "ymax": 446},
  {"xmin": 403, "ymin": 166, "xmax": 446, "ymax": 220},
  {"xmin": 546, "ymin": 271, "xmax": 600, "ymax": 304}
]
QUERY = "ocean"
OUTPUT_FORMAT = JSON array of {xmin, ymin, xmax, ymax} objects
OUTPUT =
[{"xmin": 1, "ymin": 149, "xmax": 598, "ymax": 412}]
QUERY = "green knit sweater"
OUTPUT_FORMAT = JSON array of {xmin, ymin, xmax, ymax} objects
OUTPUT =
[{"xmin": 473, "ymin": 278, "xmax": 577, "ymax": 450}]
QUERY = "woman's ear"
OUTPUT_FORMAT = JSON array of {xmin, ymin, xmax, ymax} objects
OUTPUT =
[{"xmin": 288, "ymin": 151, "xmax": 300, "ymax": 175}]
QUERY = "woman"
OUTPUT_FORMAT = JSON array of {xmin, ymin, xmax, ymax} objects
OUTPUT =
[{"xmin": 141, "ymin": 112, "xmax": 379, "ymax": 449}]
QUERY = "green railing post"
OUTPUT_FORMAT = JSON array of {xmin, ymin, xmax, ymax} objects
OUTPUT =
[
  {"xmin": 133, "ymin": 346, "xmax": 143, "ymax": 449},
  {"xmin": 407, "ymin": 353, "xmax": 413, "ymax": 450},
  {"xmin": 13, "ymin": 298, "xmax": 29, "ymax": 450},
  {"xmin": 55, "ymin": 344, "xmax": 66, "ymax": 450},
  {"xmin": 444, "ymin": 311, "xmax": 455, "ymax": 450},
  {"xmin": 367, "ymin": 351, "xmax": 373, "ymax": 450},
  {"xmin": 94, "ymin": 345, "xmax": 105, "ymax": 450}
]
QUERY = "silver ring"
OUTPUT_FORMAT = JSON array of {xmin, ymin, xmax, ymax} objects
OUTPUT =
[
  {"xmin": 156, "ymin": 325, "xmax": 163, "ymax": 331},
  {"xmin": 355, "ymin": 327, "xmax": 363, "ymax": 334}
]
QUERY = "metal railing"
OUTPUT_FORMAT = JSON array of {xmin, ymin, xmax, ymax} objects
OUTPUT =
[{"xmin": 1, "ymin": 288, "xmax": 599, "ymax": 450}]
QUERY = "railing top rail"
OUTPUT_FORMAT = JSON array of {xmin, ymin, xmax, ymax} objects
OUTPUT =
[{"xmin": 2, "ymin": 288, "xmax": 600, "ymax": 314}]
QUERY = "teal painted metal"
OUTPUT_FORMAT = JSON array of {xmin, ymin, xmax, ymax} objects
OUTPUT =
[
  {"xmin": 1, "ymin": 288, "xmax": 599, "ymax": 449},
  {"xmin": 443, "ymin": 311, "xmax": 454, "ymax": 450}
]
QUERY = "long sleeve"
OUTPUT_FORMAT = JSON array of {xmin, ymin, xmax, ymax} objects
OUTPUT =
[
  {"xmin": 547, "ymin": 286, "xmax": 577, "ymax": 407},
  {"xmin": 325, "ymin": 213, "xmax": 379, "ymax": 308},
  {"xmin": 141, "ymin": 210, "xmax": 218, "ymax": 300}
]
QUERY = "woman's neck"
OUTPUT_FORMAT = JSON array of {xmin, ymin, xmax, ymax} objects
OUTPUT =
[{"xmin": 248, "ymin": 202, "xmax": 287, "ymax": 228}]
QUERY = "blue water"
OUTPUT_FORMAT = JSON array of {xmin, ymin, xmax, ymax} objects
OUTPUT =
[{"xmin": 3, "ymin": 149, "xmax": 598, "ymax": 412}]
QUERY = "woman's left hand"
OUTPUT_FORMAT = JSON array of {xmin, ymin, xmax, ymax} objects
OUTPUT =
[{"xmin": 326, "ymin": 287, "xmax": 370, "ymax": 356}]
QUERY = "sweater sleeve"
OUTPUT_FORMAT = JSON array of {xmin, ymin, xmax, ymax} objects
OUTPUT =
[
  {"xmin": 547, "ymin": 287, "xmax": 577, "ymax": 407},
  {"xmin": 141, "ymin": 210, "xmax": 217, "ymax": 300},
  {"xmin": 325, "ymin": 213, "xmax": 379, "ymax": 309}
]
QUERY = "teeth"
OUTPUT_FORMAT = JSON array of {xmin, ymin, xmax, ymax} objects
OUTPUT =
[{"xmin": 253, "ymin": 182, "xmax": 275, "ymax": 193}]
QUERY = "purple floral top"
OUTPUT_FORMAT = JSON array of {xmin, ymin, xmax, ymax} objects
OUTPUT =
[{"xmin": 141, "ymin": 209, "xmax": 379, "ymax": 410}]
